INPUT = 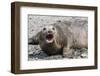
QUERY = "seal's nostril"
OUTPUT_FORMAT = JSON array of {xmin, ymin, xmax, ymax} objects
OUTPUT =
[
  {"xmin": 43, "ymin": 28, "xmax": 46, "ymax": 30},
  {"xmin": 48, "ymin": 31, "xmax": 52, "ymax": 33}
]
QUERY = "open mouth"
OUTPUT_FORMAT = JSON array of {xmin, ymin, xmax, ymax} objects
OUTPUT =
[{"xmin": 46, "ymin": 34, "xmax": 54, "ymax": 42}]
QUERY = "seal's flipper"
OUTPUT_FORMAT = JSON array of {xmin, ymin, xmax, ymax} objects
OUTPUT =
[{"xmin": 28, "ymin": 37, "xmax": 39, "ymax": 45}]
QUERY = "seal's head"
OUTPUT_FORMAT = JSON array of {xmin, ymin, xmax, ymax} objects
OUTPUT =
[{"xmin": 41, "ymin": 25, "xmax": 57, "ymax": 44}]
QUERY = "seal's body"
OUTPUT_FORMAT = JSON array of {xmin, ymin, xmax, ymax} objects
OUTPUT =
[{"xmin": 29, "ymin": 20, "xmax": 88, "ymax": 58}]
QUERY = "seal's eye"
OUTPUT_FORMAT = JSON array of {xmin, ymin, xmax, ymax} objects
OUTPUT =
[
  {"xmin": 43, "ymin": 28, "xmax": 46, "ymax": 31},
  {"xmin": 52, "ymin": 27, "xmax": 55, "ymax": 30}
]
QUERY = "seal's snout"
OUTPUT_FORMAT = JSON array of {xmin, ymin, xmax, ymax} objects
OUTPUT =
[
  {"xmin": 48, "ymin": 30, "xmax": 52, "ymax": 33},
  {"xmin": 42, "ymin": 25, "xmax": 56, "ymax": 43},
  {"xmin": 46, "ymin": 30, "xmax": 54, "ymax": 41}
]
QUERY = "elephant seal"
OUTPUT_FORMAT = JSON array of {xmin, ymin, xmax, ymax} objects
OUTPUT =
[{"xmin": 29, "ymin": 20, "xmax": 88, "ymax": 58}]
